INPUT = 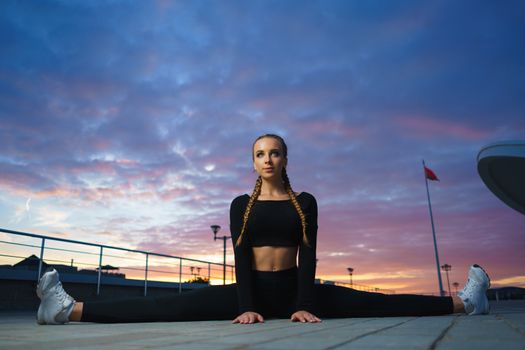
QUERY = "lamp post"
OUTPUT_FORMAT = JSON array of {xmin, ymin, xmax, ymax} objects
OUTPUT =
[
  {"xmin": 190, "ymin": 267, "xmax": 201, "ymax": 279},
  {"xmin": 441, "ymin": 264, "xmax": 452, "ymax": 296},
  {"xmin": 211, "ymin": 225, "xmax": 230, "ymax": 285},
  {"xmin": 453, "ymin": 282, "xmax": 459, "ymax": 295},
  {"xmin": 347, "ymin": 267, "xmax": 354, "ymax": 287}
]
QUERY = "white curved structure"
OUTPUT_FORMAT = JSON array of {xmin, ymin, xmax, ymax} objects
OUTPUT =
[{"xmin": 477, "ymin": 141, "xmax": 525, "ymax": 215}]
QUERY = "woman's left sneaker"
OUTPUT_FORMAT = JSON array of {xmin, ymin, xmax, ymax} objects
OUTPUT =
[
  {"xmin": 36, "ymin": 268, "xmax": 75, "ymax": 325},
  {"xmin": 458, "ymin": 264, "xmax": 490, "ymax": 315}
]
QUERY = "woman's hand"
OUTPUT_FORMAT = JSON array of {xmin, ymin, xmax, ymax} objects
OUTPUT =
[
  {"xmin": 232, "ymin": 311, "xmax": 265, "ymax": 324},
  {"xmin": 290, "ymin": 310, "xmax": 322, "ymax": 323}
]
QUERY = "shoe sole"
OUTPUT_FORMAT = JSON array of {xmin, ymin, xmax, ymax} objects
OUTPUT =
[
  {"xmin": 469, "ymin": 296, "xmax": 490, "ymax": 316},
  {"xmin": 470, "ymin": 264, "xmax": 491, "ymax": 315},
  {"xmin": 36, "ymin": 269, "xmax": 57, "ymax": 299},
  {"xmin": 37, "ymin": 306, "xmax": 46, "ymax": 325},
  {"xmin": 36, "ymin": 269, "xmax": 60, "ymax": 325},
  {"xmin": 472, "ymin": 264, "xmax": 491, "ymax": 288}
]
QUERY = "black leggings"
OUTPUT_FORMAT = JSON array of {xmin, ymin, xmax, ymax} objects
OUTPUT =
[{"xmin": 81, "ymin": 267, "xmax": 453, "ymax": 323}]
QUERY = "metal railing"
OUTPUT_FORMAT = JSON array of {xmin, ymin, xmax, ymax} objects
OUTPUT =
[
  {"xmin": 0, "ymin": 228, "xmax": 395, "ymax": 295},
  {"xmin": 0, "ymin": 228, "xmax": 235, "ymax": 296},
  {"xmin": 320, "ymin": 279, "xmax": 396, "ymax": 294}
]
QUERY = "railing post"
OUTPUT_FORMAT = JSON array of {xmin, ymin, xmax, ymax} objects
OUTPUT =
[
  {"xmin": 37, "ymin": 238, "xmax": 46, "ymax": 281},
  {"xmin": 97, "ymin": 246, "xmax": 103, "ymax": 296},
  {"xmin": 179, "ymin": 258, "xmax": 182, "ymax": 294},
  {"xmin": 223, "ymin": 237, "xmax": 226, "ymax": 285},
  {"xmin": 144, "ymin": 253, "xmax": 149, "ymax": 296},
  {"xmin": 208, "ymin": 263, "xmax": 211, "ymax": 284}
]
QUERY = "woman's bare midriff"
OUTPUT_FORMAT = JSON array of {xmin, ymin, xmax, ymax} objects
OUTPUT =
[{"xmin": 252, "ymin": 246, "xmax": 298, "ymax": 271}]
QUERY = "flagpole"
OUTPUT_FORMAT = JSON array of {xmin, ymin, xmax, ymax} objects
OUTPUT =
[{"xmin": 423, "ymin": 160, "xmax": 445, "ymax": 297}]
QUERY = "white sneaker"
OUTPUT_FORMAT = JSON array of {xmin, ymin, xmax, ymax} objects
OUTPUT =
[
  {"xmin": 458, "ymin": 264, "xmax": 490, "ymax": 315},
  {"xmin": 36, "ymin": 269, "xmax": 75, "ymax": 325}
]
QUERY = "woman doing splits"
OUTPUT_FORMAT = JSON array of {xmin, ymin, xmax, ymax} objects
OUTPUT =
[{"xmin": 36, "ymin": 134, "xmax": 491, "ymax": 325}]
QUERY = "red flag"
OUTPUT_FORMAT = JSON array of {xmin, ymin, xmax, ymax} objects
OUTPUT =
[{"xmin": 424, "ymin": 166, "xmax": 439, "ymax": 181}]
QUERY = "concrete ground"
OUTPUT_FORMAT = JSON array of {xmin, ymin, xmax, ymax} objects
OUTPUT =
[{"xmin": 1, "ymin": 300, "xmax": 524, "ymax": 350}]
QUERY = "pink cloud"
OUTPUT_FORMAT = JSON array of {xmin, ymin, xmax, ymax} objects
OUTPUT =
[
  {"xmin": 313, "ymin": 196, "xmax": 525, "ymax": 294},
  {"xmin": 395, "ymin": 115, "xmax": 490, "ymax": 140}
]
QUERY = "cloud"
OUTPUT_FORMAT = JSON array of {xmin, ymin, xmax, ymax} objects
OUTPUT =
[
  {"xmin": 492, "ymin": 275, "xmax": 525, "ymax": 288},
  {"xmin": 1, "ymin": 0, "xmax": 524, "ymax": 293},
  {"xmin": 395, "ymin": 116, "xmax": 491, "ymax": 140}
]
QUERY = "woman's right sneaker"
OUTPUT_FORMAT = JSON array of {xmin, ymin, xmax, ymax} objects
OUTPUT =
[
  {"xmin": 36, "ymin": 268, "xmax": 75, "ymax": 325},
  {"xmin": 458, "ymin": 264, "xmax": 491, "ymax": 315}
]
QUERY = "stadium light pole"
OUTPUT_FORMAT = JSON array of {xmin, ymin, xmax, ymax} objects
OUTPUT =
[
  {"xmin": 453, "ymin": 282, "xmax": 459, "ymax": 295},
  {"xmin": 211, "ymin": 225, "xmax": 230, "ymax": 285},
  {"xmin": 347, "ymin": 267, "xmax": 354, "ymax": 287},
  {"xmin": 441, "ymin": 264, "xmax": 452, "ymax": 296}
]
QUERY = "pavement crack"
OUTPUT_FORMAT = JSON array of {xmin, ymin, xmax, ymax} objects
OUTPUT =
[
  {"xmin": 324, "ymin": 317, "xmax": 416, "ymax": 350},
  {"xmin": 495, "ymin": 314, "xmax": 525, "ymax": 336},
  {"xmin": 428, "ymin": 315, "xmax": 459, "ymax": 350},
  {"xmin": 243, "ymin": 318, "xmax": 377, "ymax": 348}
]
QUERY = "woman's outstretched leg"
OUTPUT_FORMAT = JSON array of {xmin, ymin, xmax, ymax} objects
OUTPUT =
[
  {"xmin": 311, "ymin": 265, "xmax": 490, "ymax": 318},
  {"xmin": 80, "ymin": 285, "xmax": 238, "ymax": 323},
  {"xmin": 70, "ymin": 302, "xmax": 83, "ymax": 321},
  {"xmin": 36, "ymin": 268, "xmax": 239, "ymax": 324},
  {"xmin": 312, "ymin": 285, "xmax": 454, "ymax": 318}
]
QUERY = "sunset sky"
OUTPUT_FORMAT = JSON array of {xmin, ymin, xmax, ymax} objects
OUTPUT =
[{"xmin": 1, "ymin": 0, "xmax": 524, "ymax": 294}]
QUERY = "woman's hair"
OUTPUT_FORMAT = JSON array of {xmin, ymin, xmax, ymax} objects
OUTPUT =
[{"xmin": 234, "ymin": 134, "xmax": 310, "ymax": 248}]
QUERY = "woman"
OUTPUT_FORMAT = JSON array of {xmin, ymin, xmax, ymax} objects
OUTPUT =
[{"xmin": 36, "ymin": 134, "xmax": 490, "ymax": 325}]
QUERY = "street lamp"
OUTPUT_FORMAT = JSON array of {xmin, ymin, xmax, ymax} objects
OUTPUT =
[
  {"xmin": 441, "ymin": 264, "xmax": 452, "ymax": 296},
  {"xmin": 347, "ymin": 267, "xmax": 354, "ymax": 287},
  {"xmin": 452, "ymin": 282, "xmax": 459, "ymax": 295},
  {"xmin": 211, "ymin": 225, "xmax": 230, "ymax": 285},
  {"xmin": 190, "ymin": 266, "xmax": 201, "ymax": 280}
]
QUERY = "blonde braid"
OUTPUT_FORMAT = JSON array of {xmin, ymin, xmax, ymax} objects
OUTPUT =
[
  {"xmin": 235, "ymin": 176, "xmax": 262, "ymax": 247},
  {"xmin": 282, "ymin": 168, "xmax": 310, "ymax": 247},
  {"xmin": 237, "ymin": 133, "xmax": 309, "ymax": 247}
]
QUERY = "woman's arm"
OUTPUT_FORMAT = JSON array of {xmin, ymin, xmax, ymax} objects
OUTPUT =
[
  {"xmin": 296, "ymin": 193, "xmax": 318, "ymax": 312},
  {"xmin": 230, "ymin": 195, "xmax": 257, "ymax": 314}
]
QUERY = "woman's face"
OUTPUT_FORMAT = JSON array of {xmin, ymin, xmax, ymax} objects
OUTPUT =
[{"xmin": 253, "ymin": 137, "xmax": 287, "ymax": 180}]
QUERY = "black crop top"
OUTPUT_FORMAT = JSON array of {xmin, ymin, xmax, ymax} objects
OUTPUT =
[{"xmin": 229, "ymin": 192, "xmax": 318, "ymax": 314}]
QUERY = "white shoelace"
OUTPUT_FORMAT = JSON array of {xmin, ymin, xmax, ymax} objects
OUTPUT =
[
  {"xmin": 54, "ymin": 282, "xmax": 74, "ymax": 305},
  {"xmin": 460, "ymin": 277, "xmax": 484, "ymax": 301}
]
